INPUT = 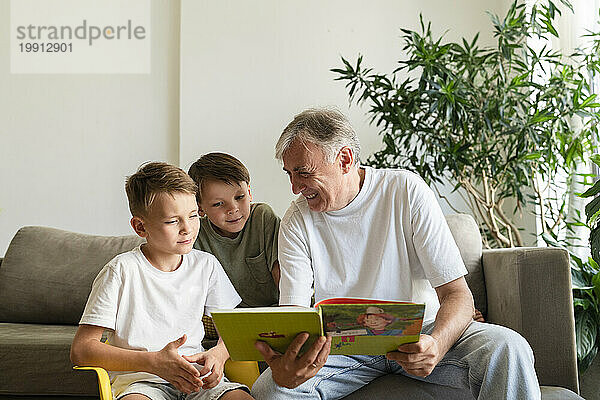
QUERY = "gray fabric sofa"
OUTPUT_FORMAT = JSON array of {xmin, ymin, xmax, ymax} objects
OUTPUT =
[
  {"xmin": 0, "ymin": 227, "xmax": 144, "ymax": 399},
  {"xmin": 0, "ymin": 215, "xmax": 584, "ymax": 399}
]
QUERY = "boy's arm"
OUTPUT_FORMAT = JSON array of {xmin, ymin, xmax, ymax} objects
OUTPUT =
[
  {"xmin": 70, "ymin": 324, "xmax": 203, "ymax": 394},
  {"xmin": 271, "ymin": 260, "xmax": 281, "ymax": 286},
  {"xmin": 182, "ymin": 337, "xmax": 230, "ymax": 389}
]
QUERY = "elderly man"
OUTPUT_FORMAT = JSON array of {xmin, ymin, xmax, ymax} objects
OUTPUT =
[{"xmin": 251, "ymin": 108, "xmax": 540, "ymax": 400}]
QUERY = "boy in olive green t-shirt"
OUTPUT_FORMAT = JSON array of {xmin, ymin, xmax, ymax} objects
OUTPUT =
[{"xmin": 188, "ymin": 153, "xmax": 280, "ymax": 308}]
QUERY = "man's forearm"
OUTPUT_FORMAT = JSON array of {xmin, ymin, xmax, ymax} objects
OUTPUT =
[{"xmin": 431, "ymin": 284, "xmax": 474, "ymax": 356}]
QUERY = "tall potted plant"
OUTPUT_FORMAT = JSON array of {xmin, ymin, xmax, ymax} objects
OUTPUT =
[
  {"xmin": 332, "ymin": 0, "xmax": 598, "ymax": 248},
  {"xmin": 332, "ymin": 0, "xmax": 600, "ymax": 369}
]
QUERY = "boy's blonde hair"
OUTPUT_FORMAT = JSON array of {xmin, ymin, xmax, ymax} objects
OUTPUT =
[
  {"xmin": 187, "ymin": 153, "xmax": 250, "ymax": 203},
  {"xmin": 125, "ymin": 162, "xmax": 198, "ymax": 217}
]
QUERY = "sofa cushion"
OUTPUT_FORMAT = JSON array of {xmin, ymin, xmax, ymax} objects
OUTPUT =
[
  {"xmin": 444, "ymin": 214, "xmax": 486, "ymax": 316},
  {"xmin": 0, "ymin": 226, "xmax": 143, "ymax": 324},
  {"xmin": 0, "ymin": 322, "xmax": 98, "ymax": 396}
]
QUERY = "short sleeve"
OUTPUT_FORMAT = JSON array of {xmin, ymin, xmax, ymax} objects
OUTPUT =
[
  {"xmin": 79, "ymin": 263, "xmax": 122, "ymax": 329},
  {"xmin": 259, "ymin": 203, "xmax": 280, "ymax": 271},
  {"xmin": 278, "ymin": 206, "xmax": 314, "ymax": 306},
  {"xmin": 204, "ymin": 257, "xmax": 242, "ymax": 315},
  {"xmin": 410, "ymin": 181, "xmax": 468, "ymax": 287}
]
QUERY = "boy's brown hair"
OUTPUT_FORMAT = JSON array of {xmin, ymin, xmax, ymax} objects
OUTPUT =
[
  {"xmin": 125, "ymin": 162, "xmax": 198, "ymax": 217},
  {"xmin": 187, "ymin": 153, "xmax": 250, "ymax": 203}
]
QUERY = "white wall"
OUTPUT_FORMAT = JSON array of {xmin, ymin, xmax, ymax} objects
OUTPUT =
[
  {"xmin": 0, "ymin": 0, "xmax": 181, "ymax": 254},
  {"xmin": 180, "ymin": 0, "xmax": 509, "ymax": 221},
  {"xmin": 2, "ymin": 0, "xmax": 527, "ymax": 254}
]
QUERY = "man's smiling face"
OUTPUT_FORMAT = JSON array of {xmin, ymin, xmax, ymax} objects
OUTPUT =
[{"xmin": 282, "ymin": 140, "xmax": 347, "ymax": 212}]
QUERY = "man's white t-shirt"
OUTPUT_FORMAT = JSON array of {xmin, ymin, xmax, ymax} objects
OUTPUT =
[
  {"xmin": 79, "ymin": 246, "xmax": 241, "ymax": 396},
  {"xmin": 278, "ymin": 167, "xmax": 467, "ymax": 324}
]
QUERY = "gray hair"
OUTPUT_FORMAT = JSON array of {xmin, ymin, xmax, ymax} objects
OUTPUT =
[{"xmin": 275, "ymin": 108, "xmax": 361, "ymax": 165}]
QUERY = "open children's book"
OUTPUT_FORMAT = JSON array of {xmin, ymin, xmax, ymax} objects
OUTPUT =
[{"xmin": 211, "ymin": 298, "xmax": 425, "ymax": 361}]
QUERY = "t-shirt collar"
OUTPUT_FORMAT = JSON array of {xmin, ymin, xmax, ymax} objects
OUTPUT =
[
  {"xmin": 326, "ymin": 166, "xmax": 372, "ymax": 216},
  {"xmin": 134, "ymin": 245, "xmax": 188, "ymax": 276}
]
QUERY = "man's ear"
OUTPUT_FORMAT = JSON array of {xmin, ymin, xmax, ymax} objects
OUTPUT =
[
  {"xmin": 130, "ymin": 216, "xmax": 148, "ymax": 238},
  {"xmin": 338, "ymin": 147, "xmax": 354, "ymax": 173},
  {"xmin": 248, "ymin": 184, "xmax": 253, "ymax": 202},
  {"xmin": 197, "ymin": 203, "xmax": 206, "ymax": 217}
]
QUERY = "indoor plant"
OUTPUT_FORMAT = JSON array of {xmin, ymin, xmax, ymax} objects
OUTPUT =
[
  {"xmin": 332, "ymin": 0, "xmax": 600, "ymax": 370},
  {"xmin": 332, "ymin": 0, "xmax": 598, "ymax": 249}
]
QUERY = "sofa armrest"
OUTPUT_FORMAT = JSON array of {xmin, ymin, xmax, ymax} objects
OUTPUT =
[{"xmin": 482, "ymin": 247, "xmax": 578, "ymax": 393}]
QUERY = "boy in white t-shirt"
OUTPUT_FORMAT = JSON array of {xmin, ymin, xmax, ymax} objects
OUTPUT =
[{"xmin": 70, "ymin": 162, "xmax": 253, "ymax": 400}]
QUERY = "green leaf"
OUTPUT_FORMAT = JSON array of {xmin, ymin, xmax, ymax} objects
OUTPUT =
[
  {"xmin": 580, "ymin": 94, "xmax": 598, "ymax": 108},
  {"xmin": 572, "ymin": 267, "xmax": 593, "ymax": 290},
  {"xmin": 592, "ymin": 228, "xmax": 600, "ymax": 264},
  {"xmin": 471, "ymin": 32, "xmax": 480, "ymax": 48},
  {"xmin": 542, "ymin": 18, "xmax": 559, "ymax": 37},
  {"xmin": 586, "ymin": 196, "xmax": 600, "ymax": 222},
  {"xmin": 521, "ymin": 152, "xmax": 542, "ymax": 161},
  {"xmin": 530, "ymin": 112, "xmax": 554, "ymax": 124},
  {"xmin": 574, "ymin": 298, "xmax": 592, "ymax": 310},
  {"xmin": 589, "ymin": 258, "xmax": 600, "ymax": 271},
  {"xmin": 558, "ymin": 0, "xmax": 574, "ymax": 13},
  {"xmin": 581, "ymin": 180, "xmax": 600, "ymax": 198},
  {"xmin": 580, "ymin": 346, "xmax": 599, "ymax": 374},
  {"xmin": 341, "ymin": 56, "xmax": 354, "ymax": 72},
  {"xmin": 575, "ymin": 309, "xmax": 598, "ymax": 366},
  {"xmin": 591, "ymin": 154, "xmax": 600, "ymax": 168},
  {"xmin": 593, "ymin": 271, "xmax": 600, "ymax": 300},
  {"xmin": 588, "ymin": 210, "xmax": 600, "ymax": 227}
]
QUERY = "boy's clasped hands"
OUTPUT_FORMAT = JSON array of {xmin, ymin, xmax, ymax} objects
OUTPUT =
[{"xmin": 153, "ymin": 334, "xmax": 227, "ymax": 394}]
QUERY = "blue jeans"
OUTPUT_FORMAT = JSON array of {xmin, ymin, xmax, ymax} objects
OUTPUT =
[{"xmin": 251, "ymin": 321, "xmax": 541, "ymax": 400}]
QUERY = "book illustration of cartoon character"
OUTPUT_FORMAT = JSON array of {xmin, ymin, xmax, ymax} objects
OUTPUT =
[{"xmin": 356, "ymin": 306, "xmax": 404, "ymax": 336}]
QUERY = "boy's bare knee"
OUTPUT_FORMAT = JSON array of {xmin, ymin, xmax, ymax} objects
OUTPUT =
[
  {"xmin": 220, "ymin": 388, "xmax": 254, "ymax": 400},
  {"xmin": 120, "ymin": 394, "xmax": 152, "ymax": 400}
]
